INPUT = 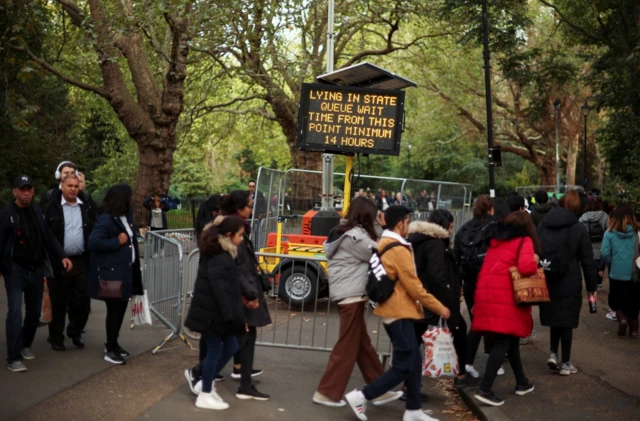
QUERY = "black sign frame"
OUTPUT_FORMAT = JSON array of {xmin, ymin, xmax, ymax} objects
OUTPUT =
[{"xmin": 297, "ymin": 83, "xmax": 405, "ymax": 156}]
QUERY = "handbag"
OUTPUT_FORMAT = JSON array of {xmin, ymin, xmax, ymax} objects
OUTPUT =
[
  {"xmin": 98, "ymin": 279, "xmax": 124, "ymax": 299},
  {"xmin": 631, "ymin": 233, "xmax": 640, "ymax": 283},
  {"xmin": 510, "ymin": 238, "xmax": 551, "ymax": 305},
  {"xmin": 250, "ymin": 251, "xmax": 272, "ymax": 293}
]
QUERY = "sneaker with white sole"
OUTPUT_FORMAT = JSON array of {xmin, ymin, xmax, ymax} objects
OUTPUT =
[
  {"xmin": 195, "ymin": 390, "xmax": 229, "ymax": 410},
  {"xmin": 21, "ymin": 348, "xmax": 35, "ymax": 360},
  {"xmin": 104, "ymin": 350, "xmax": 125, "ymax": 365},
  {"xmin": 559, "ymin": 362, "xmax": 578, "ymax": 375},
  {"xmin": 7, "ymin": 360, "xmax": 27, "ymax": 372},
  {"xmin": 520, "ymin": 330, "xmax": 536, "ymax": 345},
  {"xmin": 465, "ymin": 365, "xmax": 480, "ymax": 378},
  {"xmin": 605, "ymin": 310, "xmax": 617, "ymax": 321},
  {"xmin": 474, "ymin": 389, "xmax": 504, "ymax": 407},
  {"xmin": 345, "ymin": 389, "xmax": 368, "ymax": 421},
  {"xmin": 547, "ymin": 352, "xmax": 559, "ymax": 370},
  {"xmin": 515, "ymin": 380, "xmax": 535, "ymax": 396},
  {"xmin": 231, "ymin": 367, "xmax": 262, "ymax": 379},
  {"xmin": 402, "ymin": 409, "xmax": 440, "ymax": 421},
  {"xmin": 185, "ymin": 368, "xmax": 200, "ymax": 395},
  {"xmin": 236, "ymin": 384, "xmax": 270, "ymax": 401},
  {"xmin": 312, "ymin": 391, "xmax": 346, "ymax": 407},
  {"xmin": 497, "ymin": 365, "xmax": 505, "ymax": 376},
  {"xmin": 372, "ymin": 390, "xmax": 403, "ymax": 406}
]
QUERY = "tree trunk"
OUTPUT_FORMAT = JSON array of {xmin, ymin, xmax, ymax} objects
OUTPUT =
[
  {"xmin": 539, "ymin": 158, "xmax": 556, "ymax": 187},
  {"xmin": 565, "ymin": 134, "xmax": 579, "ymax": 186}
]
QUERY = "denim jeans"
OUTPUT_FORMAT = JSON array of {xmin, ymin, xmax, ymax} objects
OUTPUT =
[
  {"xmin": 362, "ymin": 319, "xmax": 422, "ymax": 410},
  {"xmin": 5, "ymin": 264, "xmax": 45, "ymax": 363},
  {"xmin": 201, "ymin": 331, "xmax": 239, "ymax": 393}
]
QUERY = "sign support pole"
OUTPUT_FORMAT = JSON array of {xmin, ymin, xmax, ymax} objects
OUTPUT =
[
  {"xmin": 321, "ymin": 0, "xmax": 335, "ymax": 210},
  {"xmin": 343, "ymin": 155, "xmax": 353, "ymax": 215}
]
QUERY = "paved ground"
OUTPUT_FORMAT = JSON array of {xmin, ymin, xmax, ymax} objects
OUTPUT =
[
  {"xmin": 3, "ymin": 270, "xmax": 639, "ymax": 421},
  {"xmin": 458, "ymin": 278, "xmax": 640, "ymax": 421}
]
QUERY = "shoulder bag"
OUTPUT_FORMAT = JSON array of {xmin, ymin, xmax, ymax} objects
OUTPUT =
[{"xmin": 510, "ymin": 238, "xmax": 551, "ymax": 305}]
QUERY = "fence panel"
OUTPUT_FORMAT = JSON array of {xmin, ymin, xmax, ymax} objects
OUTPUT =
[{"xmin": 143, "ymin": 231, "xmax": 193, "ymax": 353}]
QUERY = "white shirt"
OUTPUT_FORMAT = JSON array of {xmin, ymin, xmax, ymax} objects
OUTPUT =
[
  {"xmin": 61, "ymin": 196, "xmax": 84, "ymax": 256},
  {"xmin": 119, "ymin": 216, "xmax": 135, "ymax": 263}
]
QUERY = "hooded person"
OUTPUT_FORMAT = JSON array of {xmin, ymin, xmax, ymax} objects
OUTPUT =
[{"xmin": 530, "ymin": 191, "xmax": 554, "ymax": 227}]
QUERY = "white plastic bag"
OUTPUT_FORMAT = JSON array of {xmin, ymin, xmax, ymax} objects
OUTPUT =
[
  {"xmin": 132, "ymin": 291, "xmax": 152, "ymax": 326},
  {"xmin": 422, "ymin": 319, "xmax": 458, "ymax": 378}
]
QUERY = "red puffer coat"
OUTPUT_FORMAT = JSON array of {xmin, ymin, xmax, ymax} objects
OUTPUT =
[{"xmin": 471, "ymin": 226, "xmax": 538, "ymax": 338}]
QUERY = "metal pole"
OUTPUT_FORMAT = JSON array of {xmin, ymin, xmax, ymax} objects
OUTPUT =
[
  {"xmin": 583, "ymin": 114, "xmax": 588, "ymax": 188},
  {"xmin": 321, "ymin": 0, "xmax": 335, "ymax": 210},
  {"xmin": 554, "ymin": 99, "xmax": 561, "ymax": 193},
  {"xmin": 481, "ymin": 0, "xmax": 495, "ymax": 198}
]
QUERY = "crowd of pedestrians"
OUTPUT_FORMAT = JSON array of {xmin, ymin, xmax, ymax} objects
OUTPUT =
[{"xmin": 3, "ymin": 164, "xmax": 638, "ymax": 420}]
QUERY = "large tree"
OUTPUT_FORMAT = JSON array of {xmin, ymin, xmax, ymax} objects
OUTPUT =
[
  {"xmin": 187, "ymin": 0, "xmax": 452, "ymax": 170},
  {"xmin": 8, "ymin": 0, "xmax": 192, "ymax": 203}
]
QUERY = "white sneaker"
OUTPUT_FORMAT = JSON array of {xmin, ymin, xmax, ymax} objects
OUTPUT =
[
  {"xmin": 345, "ymin": 389, "xmax": 368, "ymax": 421},
  {"xmin": 403, "ymin": 409, "xmax": 440, "ymax": 421},
  {"xmin": 195, "ymin": 391, "xmax": 229, "ymax": 410},
  {"xmin": 465, "ymin": 365, "xmax": 480, "ymax": 378},
  {"xmin": 520, "ymin": 330, "xmax": 536, "ymax": 345},
  {"xmin": 372, "ymin": 390, "xmax": 403, "ymax": 406},
  {"xmin": 497, "ymin": 365, "xmax": 505, "ymax": 376},
  {"xmin": 547, "ymin": 353, "xmax": 559, "ymax": 370},
  {"xmin": 605, "ymin": 310, "xmax": 617, "ymax": 321},
  {"xmin": 559, "ymin": 362, "xmax": 578, "ymax": 376},
  {"xmin": 194, "ymin": 380, "xmax": 202, "ymax": 395}
]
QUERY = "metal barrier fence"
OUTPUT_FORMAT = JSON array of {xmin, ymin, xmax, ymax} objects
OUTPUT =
[
  {"xmin": 142, "ymin": 230, "xmax": 196, "ymax": 353},
  {"xmin": 515, "ymin": 185, "xmax": 578, "ymax": 198},
  {"xmin": 178, "ymin": 248, "xmax": 392, "ymax": 357}
]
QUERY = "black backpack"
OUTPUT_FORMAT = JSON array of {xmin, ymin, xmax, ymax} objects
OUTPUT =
[
  {"xmin": 586, "ymin": 220, "xmax": 605, "ymax": 242},
  {"xmin": 537, "ymin": 225, "xmax": 572, "ymax": 279},
  {"xmin": 366, "ymin": 242, "xmax": 403, "ymax": 303},
  {"xmin": 458, "ymin": 222, "xmax": 495, "ymax": 280}
]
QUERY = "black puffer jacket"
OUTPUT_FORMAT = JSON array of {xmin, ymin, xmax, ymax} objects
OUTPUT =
[
  {"xmin": 531, "ymin": 203, "xmax": 554, "ymax": 227},
  {"xmin": 184, "ymin": 237, "xmax": 246, "ymax": 336},
  {"xmin": 538, "ymin": 207, "xmax": 597, "ymax": 328},
  {"xmin": 408, "ymin": 221, "xmax": 461, "ymax": 330}
]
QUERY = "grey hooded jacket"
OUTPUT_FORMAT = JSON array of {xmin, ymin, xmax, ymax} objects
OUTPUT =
[{"xmin": 323, "ymin": 225, "xmax": 377, "ymax": 302}]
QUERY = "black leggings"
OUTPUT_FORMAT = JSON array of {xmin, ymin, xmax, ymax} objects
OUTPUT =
[
  {"xmin": 480, "ymin": 334, "xmax": 527, "ymax": 393},
  {"xmin": 610, "ymin": 279, "xmax": 640, "ymax": 321},
  {"xmin": 550, "ymin": 327, "xmax": 573, "ymax": 364},
  {"xmin": 236, "ymin": 326, "xmax": 257, "ymax": 388},
  {"xmin": 105, "ymin": 299, "xmax": 128, "ymax": 350}
]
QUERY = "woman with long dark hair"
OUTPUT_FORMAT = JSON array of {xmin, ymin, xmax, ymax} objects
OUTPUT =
[
  {"xmin": 409, "ymin": 209, "xmax": 478, "ymax": 388},
  {"xmin": 195, "ymin": 195, "xmax": 222, "ymax": 240},
  {"xmin": 538, "ymin": 190, "xmax": 597, "ymax": 374},
  {"xmin": 88, "ymin": 184, "xmax": 143, "ymax": 364},
  {"xmin": 221, "ymin": 190, "xmax": 272, "ymax": 400},
  {"xmin": 472, "ymin": 211, "xmax": 539, "ymax": 406},
  {"xmin": 601, "ymin": 202, "xmax": 640, "ymax": 338},
  {"xmin": 313, "ymin": 196, "xmax": 401, "ymax": 407},
  {"xmin": 454, "ymin": 194, "xmax": 497, "ymax": 379},
  {"xmin": 184, "ymin": 216, "xmax": 247, "ymax": 410}
]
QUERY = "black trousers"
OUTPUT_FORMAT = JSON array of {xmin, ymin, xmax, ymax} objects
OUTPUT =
[
  {"xmin": 48, "ymin": 256, "xmax": 90, "ymax": 343},
  {"xmin": 480, "ymin": 334, "xmax": 527, "ymax": 393},
  {"xmin": 610, "ymin": 279, "xmax": 640, "ymax": 321},
  {"xmin": 105, "ymin": 299, "xmax": 128, "ymax": 350},
  {"xmin": 191, "ymin": 337, "xmax": 208, "ymax": 379},
  {"xmin": 550, "ymin": 327, "xmax": 573, "ymax": 363},
  {"xmin": 236, "ymin": 326, "xmax": 257, "ymax": 388},
  {"xmin": 463, "ymin": 282, "xmax": 490, "ymax": 365}
]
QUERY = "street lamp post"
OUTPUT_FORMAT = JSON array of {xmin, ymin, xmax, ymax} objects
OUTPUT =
[
  {"xmin": 554, "ymin": 99, "xmax": 561, "ymax": 193},
  {"xmin": 580, "ymin": 101, "xmax": 591, "ymax": 189},
  {"xmin": 481, "ymin": 0, "xmax": 495, "ymax": 197}
]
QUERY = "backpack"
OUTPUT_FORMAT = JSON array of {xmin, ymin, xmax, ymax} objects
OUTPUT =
[
  {"xmin": 537, "ymin": 225, "xmax": 572, "ymax": 279},
  {"xmin": 458, "ymin": 222, "xmax": 495, "ymax": 280},
  {"xmin": 366, "ymin": 242, "xmax": 403, "ymax": 303},
  {"xmin": 586, "ymin": 220, "xmax": 605, "ymax": 242}
]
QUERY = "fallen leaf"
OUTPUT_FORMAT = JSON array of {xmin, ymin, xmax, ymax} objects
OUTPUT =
[
  {"xmin": 303, "ymin": 317, "xmax": 310, "ymax": 322},
  {"xmin": 372, "ymin": 330, "xmax": 377, "ymax": 334}
]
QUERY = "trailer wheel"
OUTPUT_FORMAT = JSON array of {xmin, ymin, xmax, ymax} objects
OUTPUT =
[{"xmin": 278, "ymin": 266, "xmax": 318, "ymax": 308}]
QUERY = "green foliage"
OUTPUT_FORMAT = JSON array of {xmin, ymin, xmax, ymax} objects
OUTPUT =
[{"xmin": 89, "ymin": 139, "xmax": 138, "ymax": 197}]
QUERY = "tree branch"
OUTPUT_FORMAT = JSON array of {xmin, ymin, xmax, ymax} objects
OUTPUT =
[
  {"xmin": 8, "ymin": 44, "xmax": 110, "ymax": 99},
  {"xmin": 538, "ymin": 0, "xmax": 613, "ymax": 47}
]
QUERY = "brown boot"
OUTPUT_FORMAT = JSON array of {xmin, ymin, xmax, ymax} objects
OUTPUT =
[
  {"xmin": 629, "ymin": 320, "xmax": 639, "ymax": 339},
  {"xmin": 617, "ymin": 311, "xmax": 628, "ymax": 336}
]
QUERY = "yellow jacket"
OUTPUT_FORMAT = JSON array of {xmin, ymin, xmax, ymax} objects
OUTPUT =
[{"xmin": 374, "ymin": 233, "xmax": 447, "ymax": 320}]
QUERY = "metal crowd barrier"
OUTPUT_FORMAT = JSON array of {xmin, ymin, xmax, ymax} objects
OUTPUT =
[
  {"xmin": 142, "ymin": 230, "xmax": 194, "ymax": 353},
  {"xmin": 178, "ymin": 248, "xmax": 392, "ymax": 358}
]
